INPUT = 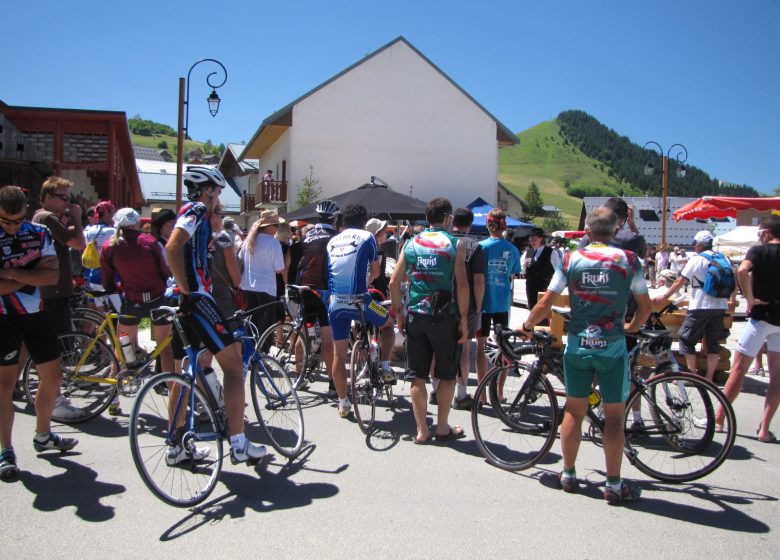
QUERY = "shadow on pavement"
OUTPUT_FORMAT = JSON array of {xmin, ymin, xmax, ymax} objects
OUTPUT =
[
  {"xmin": 18, "ymin": 453, "xmax": 125, "ymax": 522},
  {"xmin": 160, "ymin": 451, "xmax": 344, "ymax": 541},
  {"xmin": 534, "ymin": 469, "xmax": 775, "ymax": 533}
]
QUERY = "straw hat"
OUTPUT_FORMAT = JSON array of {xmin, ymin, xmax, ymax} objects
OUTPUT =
[{"xmin": 255, "ymin": 210, "xmax": 286, "ymax": 229}]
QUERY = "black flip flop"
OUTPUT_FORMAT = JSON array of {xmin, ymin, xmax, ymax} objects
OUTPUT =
[{"xmin": 434, "ymin": 425, "xmax": 466, "ymax": 442}]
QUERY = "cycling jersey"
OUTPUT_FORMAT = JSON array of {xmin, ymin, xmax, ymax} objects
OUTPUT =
[
  {"xmin": 404, "ymin": 227, "xmax": 457, "ymax": 316},
  {"xmin": 327, "ymin": 228, "xmax": 377, "ymax": 298},
  {"xmin": 83, "ymin": 222, "xmax": 116, "ymax": 284},
  {"xmin": 548, "ymin": 242, "xmax": 646, "ymax": 345},
  {"xmin": 0, "ymin": 221, "xmax": 56, "ymax": 315},
  {"xmin": 298, "ymin": 223, "xmax": 336, "ymax": 289},
  {"xmin": 174, "ymin": 202, "xmax": 213, "ymax": 296}
]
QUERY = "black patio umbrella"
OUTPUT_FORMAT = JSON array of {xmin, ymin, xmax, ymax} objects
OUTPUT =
[{"xmin": 283, "ymin": 181, "xmax": 427, "ymax": 221}]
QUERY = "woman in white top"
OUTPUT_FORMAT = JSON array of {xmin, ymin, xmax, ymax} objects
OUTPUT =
[{"xmin": 238, "ymin": 210, "xmax": 286, "ymax": 338}]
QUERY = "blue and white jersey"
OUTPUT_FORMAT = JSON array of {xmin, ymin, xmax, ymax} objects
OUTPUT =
[
  {"xmin": 0, "ymin": 221, "xmax": 56, "ymax": 315},
  {"xmin": 83, "ymin": 222, "xmax": 116, "ymax": 283},
  {"xmin": 174, "ymin": 202, "xmax": 213, "ymax": 296},
  {"xmin": 327, "ymin": 228, "xmax": 378, "ymax": 300}
]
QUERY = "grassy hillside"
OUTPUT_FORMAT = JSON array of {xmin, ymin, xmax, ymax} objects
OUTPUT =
[
  {"xmin": 131, "ymin": 133, "xmax": 208, "ymax": 155},
  {"xmin": 498, "ymin": 120, "xmax": 631, "ymax": 228}
]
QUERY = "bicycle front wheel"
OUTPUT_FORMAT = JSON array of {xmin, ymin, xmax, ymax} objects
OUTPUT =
[
  {"xmin": 24, "ymin": 332, "xmax": 119, "ymax": 423},
  {"xmin": 250, "ymin": 355, "xmax": 305, "ymax": 458},
  {"xmin": 350, "ymin": 342, "xmax": 375, "ymax": 434},
  {"xmin": 129, "ymin": 373, "xmax": 224, "ymax": 507},
  {"xmin": 624, "ymin": 371, "xmax": 736, "ymax": 482},
  {"xmin": 471, "ymin": 363, "xmax": 559, "ymax": 471}
]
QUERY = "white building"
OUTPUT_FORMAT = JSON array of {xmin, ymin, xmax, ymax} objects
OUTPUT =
[{"xmin": 240, "ymin": 36, "xmax": 519, "ymax": 211}]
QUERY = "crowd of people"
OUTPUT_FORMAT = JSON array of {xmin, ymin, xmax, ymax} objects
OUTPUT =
[{"xmin": 1, "ymin": 175, "xmax": 777, "ymax": 506}]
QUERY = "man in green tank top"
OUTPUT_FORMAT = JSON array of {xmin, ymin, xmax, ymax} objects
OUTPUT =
[{"xmin": 390, "ymin": 197, "xmax": 469, "ymax": 444}]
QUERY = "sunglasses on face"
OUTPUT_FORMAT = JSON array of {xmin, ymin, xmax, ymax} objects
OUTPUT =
[
  {"xmin": 0, "ymin": 215, "xmax": 25, "ymax": 226},
  {"xmin": 50, "ymin": 193, "xmax": 70, "ymax": 202}
]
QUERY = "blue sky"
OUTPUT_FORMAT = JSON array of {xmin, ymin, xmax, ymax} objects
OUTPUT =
[{"xmin": 3, "ymin": 0, "xmax": 778, "ymax": 193}]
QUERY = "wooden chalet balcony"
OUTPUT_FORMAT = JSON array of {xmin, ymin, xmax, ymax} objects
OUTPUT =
[{"xmin": 241, "ymin": 180, "xmax": 287, "ymax": 212}]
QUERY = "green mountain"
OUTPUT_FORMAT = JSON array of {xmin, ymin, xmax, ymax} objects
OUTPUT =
[{"xmin": 499, "ymin": 110, "xmax": 759, "ymax": 229}]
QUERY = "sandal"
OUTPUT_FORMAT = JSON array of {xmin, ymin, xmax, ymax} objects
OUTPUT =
[
  {"xmin": 434, "ymin": 425, "xmax": 466, "ymax": 441},
  {"xmin": 757, "ymin": 428, "xmax": 777, "ymax": 443},
  {"xmin": 413, "ymin": 434, "xmax": 432, "ymax": 445}
]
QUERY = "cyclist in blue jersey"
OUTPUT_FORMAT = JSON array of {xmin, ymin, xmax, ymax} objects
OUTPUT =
[
  {"xmin": 166, "ymin": 166, "xmax": 267, "ymax": 465},
  {"xmin": 326, "ymin": 204, "xmax": 395, "ymax": 418},
  {"xmin": 0, "ymin": 186, "xmax": 78, "ymax": 478},
  {"xmin": 520, "ymin": 208, "xmax": 651, "ymax": 504}
]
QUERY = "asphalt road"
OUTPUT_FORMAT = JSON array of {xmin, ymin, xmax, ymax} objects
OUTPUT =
[{"xmin": 3, "ymin": 310, "xmax": 778, "ymax": 559}]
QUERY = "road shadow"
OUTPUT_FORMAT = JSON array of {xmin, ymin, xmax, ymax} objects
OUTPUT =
[
  {"xmin": 18, "ymin": 453, "xmax": 125, "ymax": 522},
  {"xmin": 160, "ymin": 450, "xmax": 345, "ymax": 541},
  {"xmin": 534, "ymin": 469, "xmax": 775, "ymax": 533},
  {"xmin": 739, "ymin": 376, "xmax": 770, "ymax": 397}
]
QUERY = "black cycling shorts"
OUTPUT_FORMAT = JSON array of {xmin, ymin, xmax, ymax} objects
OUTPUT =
[
  {"xmin": 178, "ymin": 293, "xmax": 235, "ymax": 355},
  {"xmin": 0, "ymin": 312, "xmax": 61, "ymax": 366},
  {"xmin": 301, "ymin": 289, "xmax": 330, "ymax": 327}
]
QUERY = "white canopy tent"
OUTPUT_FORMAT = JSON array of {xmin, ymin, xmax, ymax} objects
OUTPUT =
[{"xmin": 713, "ymin": 225, "xmax": 759, "ymax": 260}]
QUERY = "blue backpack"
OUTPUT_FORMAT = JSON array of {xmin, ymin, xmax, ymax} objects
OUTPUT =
[{"xmin": 700, "ymin": 252, "xmax": 735, "ymax": 298}]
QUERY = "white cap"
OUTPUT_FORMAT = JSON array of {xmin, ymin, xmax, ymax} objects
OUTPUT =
[
  {"xmin": 365, "ymin": 218, "xmax": 387, "ymax": 235},
  {"xmin": 113, "ymin": 208, "xmax": 141, "ymax": 228},
  {"xmin": 693, "ymin": 230, "xmax": 714, "ymax": 244}
]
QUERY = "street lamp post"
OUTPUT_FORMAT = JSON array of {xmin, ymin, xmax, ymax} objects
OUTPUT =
[
  {"xmin": 175, "ymin": 59, "xmax": 227, "ymax": 210},
  {"xmin": 643, "ymin": 141, "xmax": 688, "ymax": 247}
]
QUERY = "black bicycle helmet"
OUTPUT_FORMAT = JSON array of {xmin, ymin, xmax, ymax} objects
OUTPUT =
[{"xmin": 183, "ymin": 165, "xmax": 228, "ymax": 200}]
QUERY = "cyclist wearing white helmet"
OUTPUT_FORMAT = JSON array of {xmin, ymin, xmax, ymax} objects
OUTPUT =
[
  {"xmin": 166, "ymin": 165, "xmax": 267, "ymax": 465},
  {"xmin": 296, "ymin": 200, "xmax": 340, "ymax": 395}
]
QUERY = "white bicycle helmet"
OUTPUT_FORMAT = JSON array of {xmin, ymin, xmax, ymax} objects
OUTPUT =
[
  {"xmin": 315, "ymin": 200, "xmax": 339, "ymax": 218},
  {"xmin": 183, "ymin": 165, "xmax": 228, "ymax": 200}
]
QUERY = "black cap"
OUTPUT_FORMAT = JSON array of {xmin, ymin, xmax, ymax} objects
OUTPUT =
[{"xmin": 529, "ymin": 227, "xmax": 547, "ymax": 237}]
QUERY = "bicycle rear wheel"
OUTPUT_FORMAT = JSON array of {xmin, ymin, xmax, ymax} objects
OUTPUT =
[
  {"xmin": 257, "ymin": 321, "xmax": 312, "ymax": 390},
  {"xmin": 250, "ymin": 355, "xmax": 305, "ymax": 458},
  {"xmin": 129, "ymin": 373, "xmax": 224, "ymax": 507},
  {"xmin": 23, "ymin": 332, "xmax": 119, "ymax": 423},
  {"xmin": 350, "ymin": 342, "xmax": 375, "ymax": 434},
  {"xmin": 471, "ymin": 363, "xmax": 559, "ymax": 471},
  {"xmin": 624, "ymin": 372, "xmax": 736, "ymax": 482}
]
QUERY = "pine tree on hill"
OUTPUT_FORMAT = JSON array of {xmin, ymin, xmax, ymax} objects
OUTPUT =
[{"xmin": 526, "ymin": 182, "xmax": 543, "ymax": 216}]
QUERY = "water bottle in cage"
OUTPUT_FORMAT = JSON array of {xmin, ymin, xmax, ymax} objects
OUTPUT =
[
  {"xmin": 203, "ymin": 367, "xmax": 225, "ymax": 408},
  {"xmin": 119, "ymin": 332, "xmax": 136, "ymax": 364}
]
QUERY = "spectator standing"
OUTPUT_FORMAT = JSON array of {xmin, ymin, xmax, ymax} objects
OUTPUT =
[
  {"xmin": 238, "ymin": 210, "xmax": 286, "ymax": 340},
  {"xmin": 476, "ymin": 209, "xmax": 521, "ymax": 397},
  {"xmin": 715, "ymin": 215, "xmax": 780, "ymax": 441},
  {"xmin": 653, "ymin": 230, "xmax": 736, "ymax": 382},
  {"xmin": 262, "ymin": 169, "xmax": 274, "ymax": 185},
  {"xmin": 522, "ymin": 226, "xmax": 560, "ymax": 311},
  {"xmin": 83, "ymin": 200, "xmax": 121, "ymax": 312},
  {"xmin": 521, "ymin": 207, "xmax": 651, "ymax": 503},
  {"xmin": 389, "ymin": 197, "xmax": 469, "ymax": 443},
  {"xmin": 449, "ymin": 208, "xmax": 485, "ymax": 410},
  {"xmin": 209, "ymin": 206, "xmax": 242, "ymax": 319},
  {"xmin": 0, "ymin": 185, "xmax": 78, "ymax": 478}
]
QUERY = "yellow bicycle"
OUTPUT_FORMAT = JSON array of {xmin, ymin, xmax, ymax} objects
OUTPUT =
[{"xmin": 23, "ymin": 311, "xmax": 173, "ymax": 423}]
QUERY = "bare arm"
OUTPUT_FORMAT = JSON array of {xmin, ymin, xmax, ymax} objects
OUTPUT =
[
  {"xmin": 166, "ymin": 227, "xmax": 191, "ymax": 295},
  {"xmin": 368, "ymin": 258, "xmax": 381, "ymax": 284},
  {"xmin": 736, "ymin": 259, "xmax": 764, "ymax": 312},
  {"xmin": 454, "ymin": 241, "xmax": 469, "ymax": 344},
  {"xmin": 389, "ymin": 247, "xmax": 409, "ymax": 334},
  {"xmin": 521, "ymin": 290, "xmax": 559, "ymax": 330},
  {"xmin": 0, "ymin": 255, "xmax": 59, "ymax": 294},
  {"xmin": 472, "ymin": 272, "xmax": 485, "ymax": 314},
  {"xmin": 281, "ymin": 248, "xmax": 291, "ymax": 285},
  {"xmin": 223, "ymin": 244, "xmax": 242, "ymax": 288},
  {"xmin": 652, "ymin": 275, "xmax": 688, "ymax": 304}
]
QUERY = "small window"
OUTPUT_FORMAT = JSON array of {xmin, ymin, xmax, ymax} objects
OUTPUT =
[{"xmin": 639, "ymin": 209, "xmax": 659, "ymax": 221}]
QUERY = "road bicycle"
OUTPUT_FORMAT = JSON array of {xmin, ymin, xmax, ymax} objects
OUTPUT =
[
  {"xmin": 23, "ymin": 308, "xmax": 173, "ymax": 423},
  {"xmin": 257, "ymin": 284, "xmax": 325, "ymax": 390},
  {"xmin": 471, "ymin": 314, "xmax": 737, "ymax": 483},
  {"xmin": 129, "ymin": 304, "xmax": 303, "ymax": 507},
  {"xmin": 349, "ymin": 296, "xmax": 396, "ymax": 434}
]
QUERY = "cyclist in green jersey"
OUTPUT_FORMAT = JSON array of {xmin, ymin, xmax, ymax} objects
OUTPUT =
[{"xmin": 520, "ymin": 208, "xmax": 651, "ymax": 504}]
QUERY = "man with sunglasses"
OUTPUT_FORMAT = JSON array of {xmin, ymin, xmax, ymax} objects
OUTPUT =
[
  {"xmin": 0, "ymin": 185, "xmax": 78, "ymax": 478},
  {"xmin": 32, "ymin": 176, "xmax": 86, "ymax": 420}
]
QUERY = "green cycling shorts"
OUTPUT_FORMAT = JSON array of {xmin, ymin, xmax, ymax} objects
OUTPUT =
[{"xmin": 563, "ymin": 336, "xmax": 629, "ymax": 403}]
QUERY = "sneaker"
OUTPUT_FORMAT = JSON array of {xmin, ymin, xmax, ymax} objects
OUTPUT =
[
  {"xmin": 693, "ymin": 416, "xmax": 712, "ymax": 429},
  {"xmin": 33, "ymin": 432, "xmax": 79, "ymax": 453},
  {"xmin": 52, "ymin": 396, "xmax": 84, "ymax": 421},
  {"xmin": 166, "ymin": 443, "xmax": 211, "ymax": 466},
  {"xmin": 429, "ymin": 392, "xmax": 438, "ymax": 405},
  {"xmin": 604, "ymin": 481, "xmax": 642, "ymax": 505},
  {"xmin": 453, "ymin": 394, "xmax": 474, "ymax": 410},
  {"xmin": 0, "ymin": 448, "xmax": 18, "ymax": 479},
  {"xmin": 558, "ymin": 472, "xmax": 578, "ymax": 493},
  {"xmin": 108, "ymin": 402, "xmax": 122, "ymax": 416},
  {"xmin": 748, "ymin": 367, "xmax": 765, "ymax": 376},
  {"xmin": 629, "ymin": 419, "xmax": 646, "ymax": 431},
  {"xmin": 230, "ymin": 440, "xmax": 268, "ymax": 465},
  {"xmin": 381, "ymin": 364, "xmax": 398, "ymax": 384},
  {"xmin": 338, "ymin": 403, "xmax": 351, "ymax": 418}
]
